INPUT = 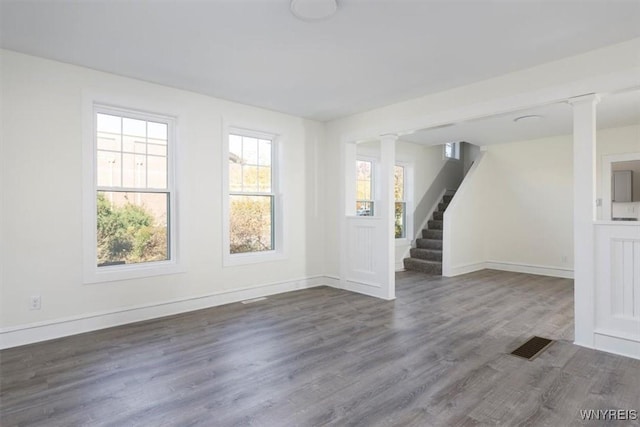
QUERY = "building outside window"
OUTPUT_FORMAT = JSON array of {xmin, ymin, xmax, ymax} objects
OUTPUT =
[
  {"xmin": 94, "ymin": 106, "xmax": 174, "ymax": 267},
  {"xmin": 228, "ymin": 132, "xmax": 275, "ymax": 254},
  {"xmin": 394, "ymin": 165, "xmax": 406, "ymax": 238},
  {"xmin": 356, "ymin": 159, "xmax": 374, "ymax": 216}
]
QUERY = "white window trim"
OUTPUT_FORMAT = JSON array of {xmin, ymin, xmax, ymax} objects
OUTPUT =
[
  {"xmin": 222, "ymin": 125, "xmax": 285, "ymax": 266},
  {"xmin": 82, "ymin": 102, "xmax": 183, "ymax": 284}
]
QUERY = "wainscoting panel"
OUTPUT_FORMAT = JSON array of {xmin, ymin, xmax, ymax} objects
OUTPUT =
[
  {"xmin": 594, "ymin": 223, "xmax": 640, "ymax": 359},
  {"xmin": 345, "ymin": 216, "xmax": 385, "ymax": 289}
]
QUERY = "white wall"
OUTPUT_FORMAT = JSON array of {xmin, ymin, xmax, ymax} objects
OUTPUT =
[
  {"xmin": 445, "ymin": 135, "xmax": 574, "ymax": 278},
  {"xmin": 484, "ymin": 136, "xmax": 574, "ymax": 273},
  {"xmin": 0, "ymin": 50, "xmax": 325, "ymax": 344},
  {"xmin": 443, "ymin": 152, "xmax": 492, "ymax": 276}
]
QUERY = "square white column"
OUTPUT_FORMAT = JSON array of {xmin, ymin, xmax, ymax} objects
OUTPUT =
[{"xmin": 569, "ymin": 93, "xmax": 599, "ymax": 348}]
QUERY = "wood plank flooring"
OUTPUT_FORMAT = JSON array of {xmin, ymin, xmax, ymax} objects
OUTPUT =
[{"xmin": 2, "ymin": 270, "xmax": 639, "ymax": 426}]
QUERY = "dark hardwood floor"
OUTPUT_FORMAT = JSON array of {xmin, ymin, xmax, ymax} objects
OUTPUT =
[{"xmin": 1, "ymin": 270, "xmax": 639, "ymax": 426}]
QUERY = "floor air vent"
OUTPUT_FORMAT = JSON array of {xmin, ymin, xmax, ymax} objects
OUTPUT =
[{"xmin": 510, "ymin": 336, "xmax": 554, "ymax": 360}]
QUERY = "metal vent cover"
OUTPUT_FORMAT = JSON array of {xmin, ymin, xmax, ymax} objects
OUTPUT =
[{"xmin": 510, "ymin": 336, "xmax": 554, "ymax": 360}]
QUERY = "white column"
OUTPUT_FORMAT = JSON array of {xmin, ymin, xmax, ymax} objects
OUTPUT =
[
  {"xmin": 380, "ymin": 134, "xmax": 397, "ymax": 299},
  {"xmin": 569, "ymin": 94, "xmax": 599, "ymax": 348}
]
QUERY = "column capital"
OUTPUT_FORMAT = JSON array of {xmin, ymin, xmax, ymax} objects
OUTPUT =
[
  {"xmin": 567, "ymin": 93, "xmax": 601, "ymax": 106},
  {"xmin": 379, "ymin": 133, "xmax": 398, "ymax": 143}
]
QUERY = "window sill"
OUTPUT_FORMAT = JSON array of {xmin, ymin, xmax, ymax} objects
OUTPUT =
[
  {"xmin": 395, "ymin": 238, "xmax": 411, "ymax": 246},
  {"xmin": 223, "ymin": 250, "xmax": 287, "ymax": 267},
  {"xmin": 83, "ymin": 260, "xmax": 185, "ymax": 284}
]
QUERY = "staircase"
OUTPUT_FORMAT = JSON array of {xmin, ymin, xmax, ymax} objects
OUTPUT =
[{"xmin": 403, "ymin": 193, "xmax": 454, "ymax": 275}]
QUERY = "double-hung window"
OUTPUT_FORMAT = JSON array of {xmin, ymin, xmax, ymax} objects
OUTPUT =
[
  {"xmin": 91, "ymin": 105, "xmax": 176, "ymax": 277},
  {"xmin": 228, "ymin": 131, "xmax": 275, "ymax": 255},
  {"xmin": 356, "ymin": 159, "xmax": 374, "ymax": 216},
  {"xmin": 394, "ymin": 165, "xmax": 406, "ymax": 238}
]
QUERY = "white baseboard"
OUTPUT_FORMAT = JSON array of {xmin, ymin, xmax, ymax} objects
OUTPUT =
[
  {"xmin": 0, "ymin": 275, "xmax": 335, "ymax": 350},
  {"xmin": 485, "ymin": 261, "xmax": 574, "ymax": 279},
  {"xmin": 444, "ymin": 261, "xmax": 574, "ymax": 279},
  {"xmin": 334, "ymin": 278, "xmax": 395, "ymax": 300},
  {"xmin": 593, "ymin": 329, "xmax": 640, "ymax": 360},
  {"xmin": 443, "ymin": 262, "xmax": 486, "ymax": 277}
]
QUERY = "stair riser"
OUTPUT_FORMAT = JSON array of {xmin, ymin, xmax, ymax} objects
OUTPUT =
[
  {"xmin": 433, "ymin": 211, "xmax": 443, "ymax": 221},
  {"xmin": 427, "ymin": 220, "xmax": 443, "ymax": 230},
  {"xmin": 410, "ymin": 248, "xmax": 442, "ymax": 261},
  {"xmin": 403, "ymin": 258, "xmax": 442, "ymax": 275},
  {"xmin": 416, "ymin": 239, "xmax": 443, "ymax": 250},
  {"xmin": 422, "ymin": 229, "xmax": 443, "ymax": 240},
  {"xmin": 438, "ymin": 202, "xmax": 449, "ymax": 212},
  {"xmin": 443, "ymin": 195, "xmax": 454, "ymax": 203}
]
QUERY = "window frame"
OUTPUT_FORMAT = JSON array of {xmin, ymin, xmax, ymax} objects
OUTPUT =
[
  {"xmin": 356, "ymin": 157, "xmax": 376, "ymax": 216},
  {"xmin": 394, "ymin": 164, "xmax": 407, "ymax": 239},
  {"xmin": 83, "ymin": 103, "xmax": 182, "ymax": 284},
  {"xmin": 223, "ymin": 126, "xmax": 284, "ymax": 266},
  {"xmin": 444, "ymin": 142, "xmax": 461, "ymax": 160}
]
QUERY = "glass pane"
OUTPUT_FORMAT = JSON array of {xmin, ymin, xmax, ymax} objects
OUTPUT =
[
  {"xmin": 257, "ymin": 166, "xmax": 271, "ymax": 192},
  {"xmin": 147, "ymin": 144, "xmax": 166, "ymax": 156},
  {"xmin": 97, "ymin": 150, "xmax": 121, "ymax": 187},
  {"xmin": 147, "ymin": 156, "xmax": 167, "ymax": 189},
  {"xmin": 229, "ymin": 162, "xmax": 243, "ymax": 192},
  {"xmin": 122, "ymin": 153, "xmax": 136, "ymax": 187},
  {"xmin": 229, "ymin": 195, "xmax": 273, "ymax": 253},
  {"xmin": 356, "ymin": 201, "xmax": 374, "ymax": 216},
  {"xmin": 97, "ymin": 113, "xmax": 121, "ymax": 134},
  {"xmin": 147, "ymin": 121, "xmax": 167, "ymax": 141},
  {"xmin": 242, "ymin": 165, "xmax": 258, "ymax": 192},
  {"xmin": 395, "ymin": 202, "xmax": 406, "ymax": 238},
  {"xmin": 97, "ymin": 191, "xmax": 169, "ymax": 266},
  {"xmin": 356, "ymin": 181, "xmax": 370, "ymax": 200},
  {"xmin": 394, "ymin": 165, "xmax": 404, "ymax": 201},
  {"xmin": 135, "ymin": 155, "xmax": 146, "ymax": 188},
  {"xmin": 123, "ymin": 117, "xmax": 146, "ymax": 137},
  {"xmin": 229, "ymin": 134, "xmax": 243, "ymax": 161},
  {"xmin": 122, "ymin": 134, "xmax": 137, "ymax": 153},
  {"xmin": 258, "ymin": 139, "xmax": 272, "ymax": 166},
  {"xmin": 134, "ymin": 141, "xmax": 146, "ymax": 154},
  {"xmin": 97, "ymin": 132, "xmax": 121, "ymax": 151},
  {"xmin": 243, "ymin": 137, "xmax": 258, "ymax": 165},
  {"xmin": 356, "ymin": 160, "xmax": 371, "ymax": 180}
]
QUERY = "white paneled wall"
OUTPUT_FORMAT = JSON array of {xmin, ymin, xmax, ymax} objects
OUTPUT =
[{"xmin": 594, "ymin": 223, "xmax": 640, "ymax": 359}]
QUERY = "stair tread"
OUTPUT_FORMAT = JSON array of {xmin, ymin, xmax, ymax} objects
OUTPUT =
[{"xmin": 405, "ymin": 258, "xmax": 441, "ymax": 265}]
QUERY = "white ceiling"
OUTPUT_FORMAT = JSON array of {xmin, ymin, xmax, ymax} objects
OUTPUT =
[
  {"xmin": 401, "ymin": 89, "xmax": 640, "ymax": 146},
  {"xmin": 1, "ymin": 0, "xmax": 640, "ymax": 122}
]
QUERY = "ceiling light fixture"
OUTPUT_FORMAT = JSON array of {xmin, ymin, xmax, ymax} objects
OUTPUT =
[
  {"xmin": 513, "ymin": 114, "xmax": 543, "ymax": 123},
  {"xmin": 290, "ymin": 0, "xmax": 338, "ymax": 22}
]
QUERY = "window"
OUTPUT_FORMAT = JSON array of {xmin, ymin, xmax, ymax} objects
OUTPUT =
[
  {"xmin": 356, "ymin": 160, "xmax": 374, "ymax": 216},
  {"xmin": 394, "ymin": 165, "xmax": 406, "ymax": 238},
  {"xmin": 444, "ymin": 142, "xmax": 460, "ymax": 160},
  {"xmin": 94, "ymin": 107, "xmax": 174, "ymax": 268},
  {"xmin": 228, "ymin": 132, "xmax": 275, "ymax": 254}
]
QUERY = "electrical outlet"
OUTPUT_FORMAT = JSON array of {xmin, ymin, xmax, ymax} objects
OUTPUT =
[{"xmin": 30, "ymin": 295, "xmax": 41, "ymax": 310}]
